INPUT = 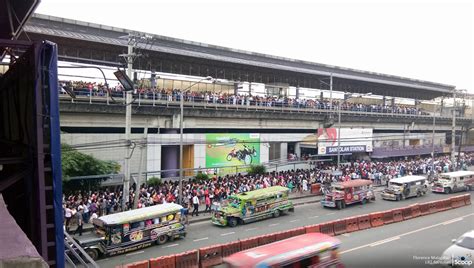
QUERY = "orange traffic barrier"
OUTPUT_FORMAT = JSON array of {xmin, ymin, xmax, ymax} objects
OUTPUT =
[
  {"xmin": 240, "ymin": 237, "xmax": 259, "ymax": 251},
  {"xmin": 310, "ymin": 183, "xmax": 322, "ymax": 195},
  {"xmin": 392, "ymin": 208, "xmax": 403, "ymax": 222},
  {"xmin": 222, "ymin": 241, "xmax": 241, "ymax": 258},
  {"xmin": 319, "ymin": 221, "xmax": 335, "ymax": 236},
  {"xmin": 126, "ymin": 261, "xmax": 149, "ymax": 268},
  {"xmin": 275, "ymin": 230, "xmax": 293, "ymax": 241},
  {"xmin": 305, "ymin": 224, "xmax": 320, "ymax": 233},
  {"xmin": 176, "ymin": 250, "xmax": 198, "ymax": 268},
  {"xmin": 426, "ymin": 201, "xmax": 438, "ymax": 214},
  {"xmin": 449, "ymin": 196, "xmax": 462, "ymax": 208},
  {"xmin": 464, "ymin": 193, "xmax": 471, "ymax": 205},
  {"xmin": 150, "ymin": 255, "xmax": 176, "ymax": 268},
  {"xmin": 345, "ymin": 216, "xmax": 359, "ymax": 232},
  {"xmin": 357, "ymin": 215, "xmax": 371, "ymax": 230},
  {"xmin": 402, "ymin": 206, "xmax": 413, "ymax": 220},
  {"xmin": 382, "ymin": 210, "xmax": 394, "ymax": 224},
  {"xmin": 291, "ymin": 227, "xmax": 306, "ymax": 237},
  {"xmin": 419, "ymin": 203, "xmax": 430, "ymax": 216},
  {"xmin": 333, "ymin": 219, "xmax": 347, "ymax": 235},
  {"xmin": 410, "ymin": 204, "xmax": 421, "ymax": 218},
  {"xmin": 199, "ymin": 244, "xmax": 223, "ymax": 268},
  {"xmin": 435, "ymin": 199, "xmax": 450, "ymax": 211},
  {"xmin": 369, "ymin": 212, "xmax": 384, "ymax": 227},
  {"xmin": 258, "ymin": 233, "xmax": 276, "ymax": 246}
]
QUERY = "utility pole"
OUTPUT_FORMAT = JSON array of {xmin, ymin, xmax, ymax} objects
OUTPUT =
[
  {"xmin": 337, "ymin": 99, "xmax": 341, "ymax": 169},
  {"xmin": 431, "ymin": 103, "xmax": 436, "ymax": 175},
  {"xmin": 451, "ymin": 89, "xmax": 456, "ymax": 169},
  {"xmin": 134, "ymin": 125, "xmax": 148, "ymax": 209},
  {"xmin": 329, "ymin": 73, "xmax": 333, "ymax": 110}
]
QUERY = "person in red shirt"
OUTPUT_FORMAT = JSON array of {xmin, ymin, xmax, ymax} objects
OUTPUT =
[{"xmin": 204, "ymin": 195, "xmax": 211, "ymax": 213}]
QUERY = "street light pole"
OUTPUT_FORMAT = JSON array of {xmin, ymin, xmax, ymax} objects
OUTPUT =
[
  {"xmin": 431, "ymin": 103, "xmax": 436, "ymax": 175},
  {"xmin": 123, "ymin": 34, "xmax": 134, "ymax": 209},
  {"xmin": 337, "ymin": 100, "xmax": 341, "ymax": 169},
  {"xmin": 329, "ymin": 73, "xmax": 333, "ymax": 110},
  {"xmin": 451, "ymin": 89, "xmax": 456, "ymax": 168},
  {"xmin": 179, "ymin": 76, "xmax": 213, "ymax": 205}
]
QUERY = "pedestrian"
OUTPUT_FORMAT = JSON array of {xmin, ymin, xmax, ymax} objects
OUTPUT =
[
  {"xmin": 64, "ymin": 205, "xmax": 72, "ymax": 232},
  {"xmin": 205, "ymin": 195, "xmax": 211, "ymax": 213},
  {"xmin": 192, "ymin": 194, "xmax": 199, "ymax": 217},
  {"xmin": 75, "ymin": 206, "xmax": 84, "ymax": 236}
]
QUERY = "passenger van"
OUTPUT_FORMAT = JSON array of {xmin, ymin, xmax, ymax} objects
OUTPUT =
[
  {"xmin": 75, "ymin": 203, "xmax": 186, "ymax": 260},
  {"xmin": 211, "ymin": 186, "xmax": 294, "ymax": 227},
  {"xmin": 381, "ymin": 175, "xmax": 428, "ymax": 201},
  {"xmin": 432, "ymin": 171, "xmax": 474, "ymax": 194},
  {"xmin": 321, "ymin": 179, "xmax": 375, "ymax": 209},
  {"xmin": 223, "ymin": 233, "xmax": 343, "ymax": 268}
]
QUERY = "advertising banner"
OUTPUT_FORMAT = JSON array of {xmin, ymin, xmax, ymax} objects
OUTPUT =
[
  {"xmin": 317, "ymin": 128, "xmax": 373, "ymax": 155},
  {"xmin": 206, "ymin": 133, "xmax": 260, "ymax": 168}
]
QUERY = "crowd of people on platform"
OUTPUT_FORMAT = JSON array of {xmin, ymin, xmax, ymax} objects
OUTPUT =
[
  {"xmin": 63, "ymin": 152, "xmax": 473, "ymax": 234},
  {"xmin": 59, "ymin": 80, "xmax": 426, "ymax": 115}
]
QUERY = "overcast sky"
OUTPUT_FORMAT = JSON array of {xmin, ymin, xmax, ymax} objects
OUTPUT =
[{"xmin": 35, "ymin": 0, "xmax": 473, "ymax": 92}]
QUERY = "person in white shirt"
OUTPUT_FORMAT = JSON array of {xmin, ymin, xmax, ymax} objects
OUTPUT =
[
  {"xmin": 64, "ymin": 206, "xmax": 72, "ymax": 232},
  {"xmin": 192, "ymin": 194, "xmax": 199, "ymax": 216}
]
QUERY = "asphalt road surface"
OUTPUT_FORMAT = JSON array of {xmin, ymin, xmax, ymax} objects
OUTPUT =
[
  {"xmin": 98, "ymin": 191, "xmax": 473, "ymax": 267},
  {"xmin": 339, "ymin": 203, "xmax": 474, "ymax": 268}
]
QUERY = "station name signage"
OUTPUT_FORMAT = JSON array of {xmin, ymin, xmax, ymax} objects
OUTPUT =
[{"xmin": 326, "ymin": 145, "xmax": 366, "ymax": 154}]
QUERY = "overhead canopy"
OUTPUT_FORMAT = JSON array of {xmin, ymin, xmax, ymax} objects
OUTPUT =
[{"xmin": 0, "ymin": 0, "xmax": 39, "ymax": 39}]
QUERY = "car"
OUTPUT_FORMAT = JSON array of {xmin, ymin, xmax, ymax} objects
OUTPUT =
[{"xmin": 441, "ymin": 230, "xmax": 474, "ymax": 267}]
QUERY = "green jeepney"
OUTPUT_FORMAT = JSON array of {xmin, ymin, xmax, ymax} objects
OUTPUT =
[{"xmin": 211, "ymin": 186, "xmax": 294, "ymax": 227}]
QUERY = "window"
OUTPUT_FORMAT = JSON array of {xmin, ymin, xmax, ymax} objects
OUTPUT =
[
  {"xmin": 456, "ymin": 236, "xmax": 474, "ymax": 250},
  {"xmin": 460, "ymin": 176, "xmax": 464, "ymax": 181},
  {"xmin": 153, "ymin": 218, "xmax": 160, "ymax": 225},
  {"xmin": 130, "ymin": 221, "xmax": 144, "ymax": 230}
]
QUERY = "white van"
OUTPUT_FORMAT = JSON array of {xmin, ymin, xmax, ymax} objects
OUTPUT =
[
  {"xmin": 381, "ymin": 175, "xmax": 428, "ymax": 201},
  {"xmin": 432, "ymin": 171, "xmax": 474, "ymax": 194}
]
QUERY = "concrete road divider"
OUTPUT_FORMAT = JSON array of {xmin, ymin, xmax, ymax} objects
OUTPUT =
[
  {"xmin": 450, "ymin": 195, "xmax": 466, "ymax": 208},
  {"xmin": 275, "ymin": 230, "xmax": 293, "ymax": 241},
  {"xmin": 357, "ymin": 215, "xmax": 371, "ymax": 230},
  {"xmin": 290, "ymin": 227, "xmax": 306, "ymax": 237},
  {"xmin": 382, "ymin": 210, "xmax": 394, "ymax": 224},
  {"xmin": 222, "ymin": 241, "xmax": 241, "ymax": 258},
  {"xmin": 410, "ymin": 204, "xmax": 421, "ymax": 218},
  {"xmin": 240, "ymin": 237, "xmax": 259, "ymax": 251},
  {"xmin": 199, "ymin": 244, "xmax": 223, "ymax": 268},
  {"xmin": 402, "ymin": 206, "xmax": 413, "ymax": 220},
  {"xmin": 427, "ymin": 201, "xmax": 438, "ymax": 214},
  {"xmin": 258, "ymin": 233, "xmax": 276, "ymax": 246},
  {"xmin": 369, "ymin": 212, "xmax": 384, "ymax": 227},
  {"xmin": 333, "ymin": 219, "xmax": 347, "ymax": 236},
  {"xmin": 125, "ymin": 260, "xmax": 149, "ymax": 268},
  {"xmin": 176, "ymin": 250, "xmax": 198, "ymax": 268},
  {"xmin": 392, "ymin": 208, "xmax": 403, "ymax": 222},
  {"xmin": 345, "ymin": 216, "xmax": 359, "ymax": 232},
  {"xmin": 419, "ymin": 203, "xmax": 430, "ymax": 216},
  {"xmin": 305, "ymin": 224, "xmax": 320, "ymax": 233},
  {"xmin": 319, "ymin": 221, "xmax": 335, "ymax": 236},
  {"xmin": 150, "ymin": 255, "xmax": 175, "ymax": 268},
  {"xmin": 463, "ymin": 193, "xmax": 471, "ymax": 205},
  {"xmin": 436, "ymin": 199, "xmax": 450, "ymax": 211}
]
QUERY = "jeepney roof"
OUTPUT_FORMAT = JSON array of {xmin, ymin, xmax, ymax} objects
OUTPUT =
[
  {"xmin": 231, "ymin": 186, "xmax": 289, "ymax": 201},
  {"xmin": 223, "ymin": 233, "xmax": 340, "ymax": 267},
  {"xmin": 389, "ymin": 175, "xmax": 425, "ymax": 184},
  {"xmin": 93, "ymin": 203, "xmax": 182, "ymax": 226},
  {"xmin": 440, "ymin": 171, "xmax": 474, "ymax": 178},
  {"xmin": 334, "ymin": 179, "xmax": 372, "ymax": 189}
]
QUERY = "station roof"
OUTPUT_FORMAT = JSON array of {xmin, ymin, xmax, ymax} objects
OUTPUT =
[{"xmin": 24, "ymin": 13, "xmax": 456, "ymax": 99}]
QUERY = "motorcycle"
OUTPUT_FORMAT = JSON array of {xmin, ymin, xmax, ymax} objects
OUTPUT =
[{"xmin": 227, "ymin": 146, "xmax": 256, "ymax": 165}]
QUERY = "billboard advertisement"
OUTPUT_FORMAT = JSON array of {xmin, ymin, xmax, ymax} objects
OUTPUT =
[
  {"xmin": 206, "ymin": 133, "xmax": 260, "ymax": 167},
  {"xmin": 317, "ymin": 128, "xmax": 373, "ymax": 155}
]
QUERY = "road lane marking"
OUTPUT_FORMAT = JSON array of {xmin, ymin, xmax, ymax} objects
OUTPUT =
[
  {"xmin": 326, "ymin": 212, "xmax": 335, "ymax": 216},
  {"xmin": 290, "ymin": 219, "xmax": 300, "ymax": 222},
  {"xmin": 308, "ymin": 215, "xmax": 319, "ymax": 219},
  {"xmin": 221, "ymin": 232, "xmax": 235, "ymax": 236},
  {"xmin": 245, "ymin": 228, "xmax": 258, "ymax": 231},
  {"xmin": 269, "ymin": 223, "xmax": 280, "ymax": 227},
  {"xmin": 125, "ymin": 250, "xmax": 144, "ymax": 256},
  {"xmin": 193, "ymin": 237, "xmax": 209, "ymax": 242},
  {"xmin": 369, "ymin": 236, "xmax": 400, "ymax": 247},
  {"xmin": 163, "ymin": 243, "xmax": 179, "ymax": 248},
  {"xmin": 342, "ymin": 233, "xmax": 351, "ymax": 237},
  {"xmin": 339, "ymin": 213, "xmax": 474, "ymax": 255}
]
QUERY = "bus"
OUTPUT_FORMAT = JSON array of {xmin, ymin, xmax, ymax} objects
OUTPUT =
[
  {"xmin": 212, "ymin": 186, "xmax": 294, "ymax": 227},
  {"xmin": 223, "ymin": 233, "xmax": 344, "ymax": 268},
  {"xmin": 381, "ymin": 175, "xmax": 428, "ymax": 201},
  {"xmin": 75, "ymin": 203, "xmax": 186, "ymax": 260},
  {"xmin": 432, "ymin": 170, "xmax": 474, "ymax": 194}
]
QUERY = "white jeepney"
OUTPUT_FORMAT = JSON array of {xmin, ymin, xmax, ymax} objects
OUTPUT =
[
  {"xmin": 381, "ymin": 175, "xmax": 428, "ymax": 201},
  {"xmin": 432, "ymin": 171, "xmax": 474, "ymax": 194}
]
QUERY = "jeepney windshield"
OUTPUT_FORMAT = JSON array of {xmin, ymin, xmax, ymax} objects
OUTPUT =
[
  {"xmin": 439, "ymin": 176, "xmax": 452, "ymax": 181},
  {"xmin": 332, "ymin": 186, "xmax": 344, "ymax": 192},
  {"xmin": 389, "ymin": 182, "xmax": 403, "ymax": 187},
  {"xmin": 222, "ymin": 197, "xmax": 241, "ymax": 208}
]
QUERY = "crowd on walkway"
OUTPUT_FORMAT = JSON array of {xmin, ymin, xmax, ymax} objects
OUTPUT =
[
  {"xmin": 63, "ymin": 153, "xmax": 473, "ymax": 232},
  {"xmin": 59, "ymin": 80, "xmax": 426, "ymax": 115}
]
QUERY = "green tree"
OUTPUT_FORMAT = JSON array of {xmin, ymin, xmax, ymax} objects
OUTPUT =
[
  {"xmin": 247, "ymin": 164, "xmax": 266, "ymax": 176},
  {"xmin": 61, "ymin": 144, "xmax": 120, "ymax": 193}
]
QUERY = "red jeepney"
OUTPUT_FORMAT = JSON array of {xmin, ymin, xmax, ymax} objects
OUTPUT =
[
  {"xmin": 321, "ymin": 179, "xmax": 375, "ymax": 209},
  {"xmin": 223, "ymin": 233, "xmax": 343, "ymax": 268}
]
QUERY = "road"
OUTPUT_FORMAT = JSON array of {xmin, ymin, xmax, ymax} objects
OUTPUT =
[
  {"xmin": 338, "ymin": 203, "xmax": 474, "ymax": 267},
  {"xmin": 98, "ymin": 191, "xmax": 473, "ymax": 267}
]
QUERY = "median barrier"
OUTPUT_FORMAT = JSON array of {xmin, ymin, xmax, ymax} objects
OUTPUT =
[
  {"xmin": 333, "ymin": 219, "xmax": 347, "ymax": 235},
  {"xmin": 357, "ymin": 215, "xmax": 371, "ymax": 230},
  {"xmin": 369, "ymin": 212, "xmax": 384, "ymax": 227},
  {"xmin": 402, "ymin": 206, "xmax": 413, "ymax": 220},
  {"xmin": 319, "ymin": 221, "xmax": 335, "ymax": 236},
  {"xmin": 435, "ymin": 199, "xmax": 449, "ymax": 211},
  {"xmin": 382, "ymin": 210, "xmax": 394, "ymax": 224},
  {"xmin": 275, "ymin": 230, "xmax": 293, "ymax": 241},
  {"xmin": 463, "ymin": 193, "xmax": 471, "ymax": 205},
  {"xmin": 175, "ymin": 250, "xmax": 198, "ymax": 268},
  {"xmin": 199, "ymin": 244, "xmax": 223, "ymax": 268},
  {"xmin": 222, "ymin": 241, "xmax": 241, "ymax": 258},
  {"xmin": 126, "ymin": 261, "xmax": 149, "ymax": 268},
  {"xmin": 305, "ymin": 224, "xmax": 320, "ymax": 233},
  {"xmin": 449, "ymin": 196, "xmax": 462, "ymax": 208},
  {"xmin": 290, "ymin": 227, "xmax": 306, "ymax": 237},
  {"xmin": 426, "ymin": 201, "xmax": 438, "ymax": 214},
  {"xmin": 258, "ymin": 233, "xmax": 276, "ymax": 246},
  {"xmin": 345, "ymin": 216, "xmax": 359, "ymax": 232},
  {"xmin": 419, "ymin": 203, "xmax": 430, "ymax": 216},
  {"xmin": 392, "ymin": 208, "xmax": 404, "ymax": 222},
  {"xmin": 240, "ymin": 237, "xmax": 259, "ymax": 251},
  {"xmin": 410, "ymin": 204, "xmax": 421, "ymax": 218},
  {"xmin": 150, "ymin": 255, "xmax": 175, "ymax": 268}
]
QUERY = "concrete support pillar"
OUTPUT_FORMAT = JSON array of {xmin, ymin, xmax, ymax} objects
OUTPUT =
[
  {"xmin": 280, "ymin": 142, "xmax": 288, "ymax": 160},
  {"xmin": 294, "ymin": 142, "xmax": 301, "ymax": 159},
  {"xmin": 172, "ymin": 113, "xmax": 180, "ymax": 129}
]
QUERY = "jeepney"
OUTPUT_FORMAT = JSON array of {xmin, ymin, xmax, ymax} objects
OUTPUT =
[
  {"xmin": 75, "ymin": 203, "xmax": 186, "ymax": 260},
  {"xmin": 432, "ymin": 171, "xmax": 474, "ymax": 194},
  {"xmin": 321, "ymin": 179, "xmax": 375, "ymax": 209},
  {"xmin": 381, "ymin": 175, "xmax": 428, "ymax": 201},
  {"xmin": 211, "ymin": 186, "xmax": 294, "ymax": 227}
]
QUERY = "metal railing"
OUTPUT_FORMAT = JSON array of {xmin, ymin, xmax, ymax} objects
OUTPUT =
[{"xmin": 64, "ymin": 230, "xmax": 99, "ymax": 268}]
